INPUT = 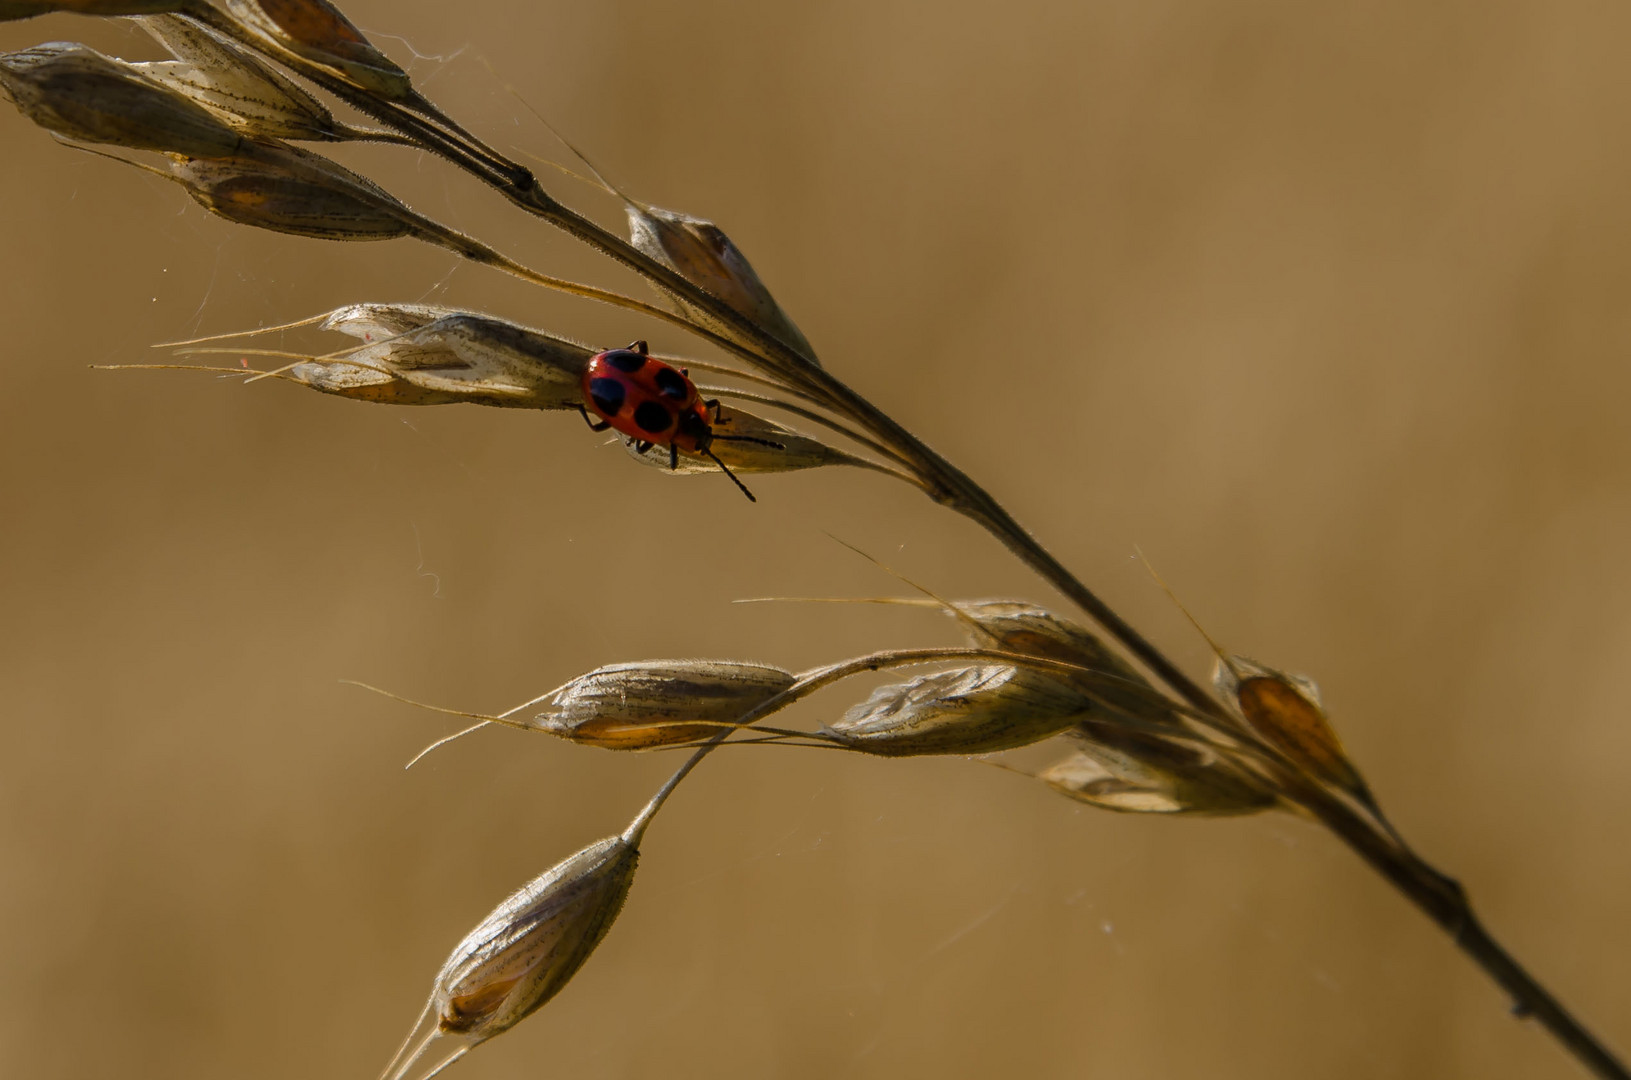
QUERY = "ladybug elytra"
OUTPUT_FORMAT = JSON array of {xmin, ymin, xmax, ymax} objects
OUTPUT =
[{"xmin": 579, "ymin": 340, "xmax": 781, "ymax": 501}]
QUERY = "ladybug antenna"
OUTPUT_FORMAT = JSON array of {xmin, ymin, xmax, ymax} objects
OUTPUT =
[{"xmin": 703, "ymin": 446, "xmax": 758, "ymax": 502}]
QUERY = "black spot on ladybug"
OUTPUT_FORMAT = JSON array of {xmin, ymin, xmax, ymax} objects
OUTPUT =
[
  {"xmin": 605, "ymin": 350, "xmax": 646, "ymax": 373},
  {"xmin": 634, "ymin": 401, "xmax": 673, "ymax": 434},
  {"xmin": 588, "ymin": 377, "xmax": 625, "ymax": 415},
  {"xmin": 653, "ymin": 366, "xmax": 689, "ymax": 399}
]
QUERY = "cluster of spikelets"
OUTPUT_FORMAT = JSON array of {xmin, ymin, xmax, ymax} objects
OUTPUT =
[
  {"xmin": 6, "ymin": 4, "xmax": 1622, "ymax": 1080},
  {"xmin": 353, "ymin": 584, "xmax": 1347, "ymax": 1078}
]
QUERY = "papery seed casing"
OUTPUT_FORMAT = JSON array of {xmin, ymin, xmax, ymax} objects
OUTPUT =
[
  {"xmin": 534, "ymin": 661, "xmax": 796, "ymax": 750},
  {"xmin": 828, "ymin": 664, "xmax": 1088, "ymax": 757}
]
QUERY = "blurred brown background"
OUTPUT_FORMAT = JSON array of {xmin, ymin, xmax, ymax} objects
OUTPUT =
[{"xmin": 2, "ymin": 2, "xmax": 1629, "ymax": 1077}]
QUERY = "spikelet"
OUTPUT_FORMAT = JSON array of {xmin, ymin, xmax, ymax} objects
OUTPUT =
[
  {"xmin": 1136, "ymin": 555, "xmax": 1376, "ymax": 806},
  {"xmin": 948, "ymin": 600, "xmax": 1182, "ymax": 725},
  {"xmin": 826, "ymin": 664, "xmax": 1089, "ymax": 757},
  {"xmin": 291, "ymin": 311, "xmax": 592, "ymax": 409},
  {"xmin": 0, "ymin": 42, "xmax": 245, "ymax": 157},
  {"xmin": 529, "ymin": 660, "xmax": 797, "ymax": 750},
  {"xmin": 380, "ymin": 785, "xmax": 664, "ymax": 1080},
  {"xmin": 1041, "ymin": 730, "xmax": 1277, "ymax": 816},
  {"xmin": 626, "ymin": 204, "xmax": 818, "ymax": 364},
  {"xmin": 135, "ymin": 14, "xmax": 354, "ymax": 141},
  {"xmin": 429, "ymin": 838, "xmax": 637, "ymax": 1039},
  {"xmin": 887, "ymin": 598, "xmax": 1274, "ymax": 810},
  {"xmin": 222, "ymin": 0, "xmax": 412, "ymax": 101},
  {"xmin": 1213, "ymin": 656, "xmax": 1370, "ymax": 803},
  {"xmin": 167, "ymin": 139, "xmax": 414, "ymax": 239},
  {"xmin": 380, "ymin": 744, "xmax": 720, "ymax": 1080}
]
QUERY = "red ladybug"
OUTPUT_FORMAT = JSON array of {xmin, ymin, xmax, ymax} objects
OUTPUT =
[{"xmin": 579, "ymin": 340, "xmax": 780, "ymax": 501}]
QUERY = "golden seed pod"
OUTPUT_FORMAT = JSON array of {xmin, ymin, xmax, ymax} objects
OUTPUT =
[
  {"xmin": 952, "ymin": 600, "xmax": 1125, "ymax": 667},
  {"xmin": 1040, "ymin": 732, "xmax": 1278, "ymax": 815},
  {"xmin": 292, "ymin": 310, "xmax": 592, "ymax": 409},
  {"xmin": 826, "ymin": 664, "xmax": 1089, "ymax": 757},
  {"xmin": 168, "ymin": 140, "xmax": 412, "ymax": 240},
  {"xmin": 0, "ymin": 1, "xmax": 187, "ymax": 19},
  {"xmin": 135, "ymin": 15, "xmax": 347, "ymax": 141},
  {"xmin": 0, "ymin": 41, "xmax": 245, "ymax": 157},
  {"xmin": 1213, "ymin": 656, "xmax": 1369, "ymax": 799},
  {"xmin": 433, "ymin": 837, "xmax": 637, "ymax": 1039},
  {"xmin": 222, "ymin": 0, "xmax": 412, "ymax": 102},
  {"xmin": 949, "ymin": 600, "xmax": 1178, "ymax": 724},
  {"xmin": 627, "ymin": 205, "xmax": 819, "ymax": 365},
  {"xmin": 380, "ymin": 833, "xmax": 642, "ymax": 1079},
  {"xmin": 381, "ymin": 750, "xmax": 706, "ymax": 1080},
  {"xmin": 529, "ymin": 660, "xmax": 797, "ymax": 750},
  {"xmin": 619, "ymin": 401, "xmax": 869, "ymax": 475}
]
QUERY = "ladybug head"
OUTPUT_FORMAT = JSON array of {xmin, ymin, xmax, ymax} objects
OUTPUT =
[{"xmin": 675, "ymin": 407, "xmax": 713, "ymax": 450}]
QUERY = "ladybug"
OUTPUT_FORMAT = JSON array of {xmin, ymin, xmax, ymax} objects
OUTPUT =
[{"xmin": 579, "ymin": 340, "xmax": 782, "ymax": 501}]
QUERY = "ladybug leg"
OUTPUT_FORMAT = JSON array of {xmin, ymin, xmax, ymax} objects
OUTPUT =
[
  {"xmin": 704, "ymin": 398, "xmax": 723, "ymax": 423},
  {"xmin": 669, "ymin": 442, "xmax": 679, "ymax": 470},
  {"xmin": 635, "ymin": 440, "xmax": 654, "ymax": 454},
  {"xmin": 626, "ymin": 339, "xmax": 649, "ymax": 355},
  {"xmin": 577, "ymin": 404, "xmax": 612, "ymax": 432}
]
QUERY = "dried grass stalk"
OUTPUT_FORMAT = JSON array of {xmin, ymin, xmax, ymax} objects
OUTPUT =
[{"xmin": 7, "ymin": 3, "xmax": 1624, "ymax": 1077}]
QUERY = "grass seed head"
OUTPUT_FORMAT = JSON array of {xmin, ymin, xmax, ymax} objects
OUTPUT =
[
  {"xmin": 433, "ymin": 837, "xmax": 638, "ymax": 1038},
  {"xmin": 1213, "ymin": 656, "xmax": 1369, "ymax": 800},
  {"xmin": 293, "ymin": 311, "xmax": 591, "ymax": 409},
  {"xmin": 827, "ymin": 663, "xmax": 1089, "ymax": 757},
  {"xmin": 953, "ymin": 600, "xmax": 1126, "ymax": 668},
  {"xmin": 1040, "ymin": 734, "xmax": 1278, "ymax": 815},
  {"xmin": 949, "ymin": 600, "xmax": 1182, "ymax": 725},
  {"xmin": 532, "ymin": 660, "xmax": 798, "ymax": 750},
  {"xmin": 222, "ymin": 0, "xmax": 412, "ymax": 101},
  {"xmin": 169, "ymin": 140, "xmax": 413, "ymax": 240},
  {"xmin": 135, "ymin": 14, "xmax": 345, "ymax": 141},
  {"xmin": 380, "ymin": 835, "xmax": 641, "ymax": 1080},
  {"xmin": 627, "ymin": 204, "xmax": 819, "ymax": 364},
  {"xmin": 0, "ymin": 41, "xmax": 245, "ymax": 157}
]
